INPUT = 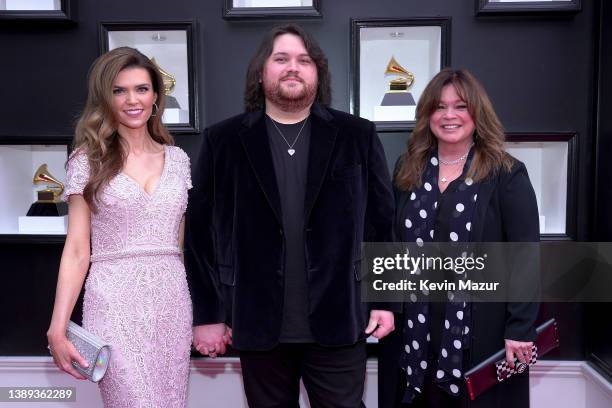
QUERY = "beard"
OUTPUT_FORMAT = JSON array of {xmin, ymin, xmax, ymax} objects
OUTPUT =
[{"xmin": 263, "ymin": 74, "xmax": 317, "ymax": 112}]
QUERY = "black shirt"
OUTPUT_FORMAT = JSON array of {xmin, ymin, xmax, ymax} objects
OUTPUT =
[{"xmin": 266, "ymin": 115, "xmax": 314, "ymax": 342}]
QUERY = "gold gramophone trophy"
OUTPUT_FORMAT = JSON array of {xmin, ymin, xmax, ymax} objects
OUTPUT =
[
  {"xmin": 380, "ymin": 56, "xmax": 416, "ymax": 106},
  {"xmin": 26, "ymin": 164, "xmax": 68, "ymax": 216},
  {"xmin": 374, "ymin": 56, "xmax": 417, "ymax": 122}
]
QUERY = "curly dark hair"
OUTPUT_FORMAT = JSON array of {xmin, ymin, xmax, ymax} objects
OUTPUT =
[{"xmin": 244, "ymin": 23, "xmax": 331, "ymax": 112}]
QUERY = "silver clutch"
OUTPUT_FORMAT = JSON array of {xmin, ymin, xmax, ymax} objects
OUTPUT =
[{"xmin": 51, "ymin": 321, "xmax": 111, "ymax": 382}]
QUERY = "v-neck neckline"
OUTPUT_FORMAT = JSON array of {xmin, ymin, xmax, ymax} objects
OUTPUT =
[{"xmin": 120, "ymin": 144, "xmax": 168, "ymax": 198}]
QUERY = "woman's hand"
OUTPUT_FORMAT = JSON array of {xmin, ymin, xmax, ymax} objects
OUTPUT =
[
  {"xmin": 47, "ymin": 194, "xmax": 91, "ymax": 380},
  {"xmin": 47, "ymin": 331, "xmax": 89, "ymax": 380},
  {"xmin": 504, "ymin": 339, "xmax": 534, "ymax": 369},
  {"xmin": 193, "ymin": 323, "xmax": 230, "ymax": 358}
]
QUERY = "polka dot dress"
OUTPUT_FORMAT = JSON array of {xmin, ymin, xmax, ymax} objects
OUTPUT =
[{"xmin": 398, "ymin": 150, "xmax": 480, "ymax": 402}]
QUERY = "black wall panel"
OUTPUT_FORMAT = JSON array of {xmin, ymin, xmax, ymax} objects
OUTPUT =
[
  {"xmin": 589, "ymin": 0, "xmax": 612, "ymax": 378},
  {"xmin": 0, "ymin": 0, "xmax": 603, "ymax": 366}
]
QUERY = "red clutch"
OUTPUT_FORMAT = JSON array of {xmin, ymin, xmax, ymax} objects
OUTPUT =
[{"xmin": 464, "ymin": 318, "xmax": 560, "ymax": 401}]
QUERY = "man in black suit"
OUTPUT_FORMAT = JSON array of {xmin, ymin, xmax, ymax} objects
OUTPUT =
[{"xmin": 185, "ymin": 23, "xmax": 395, "ymax": 407}]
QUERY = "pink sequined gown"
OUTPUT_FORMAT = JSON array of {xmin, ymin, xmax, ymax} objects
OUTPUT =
[{"xmin": 64, "ymin": 145, "xmax": 193, "ymax": 408}]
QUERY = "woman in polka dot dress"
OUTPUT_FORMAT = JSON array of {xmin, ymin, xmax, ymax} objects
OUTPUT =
[{"xmin": 378, "ymin": 68, "xmax": 540, "ymax": 408}]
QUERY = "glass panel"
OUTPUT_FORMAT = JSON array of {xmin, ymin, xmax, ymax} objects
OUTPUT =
[
  {"xmin": 232, "ymin": 0, "xmax": 312, "ymax": 7},
  {"xmin": 492, "ymin": 1, "xmax": 565, "ymax": 3},
  {"xmin": 0, "ymin": 145, "xmax": 67, "ymax": 234},
  {"xmin": 506, "ymin": 141, "xmax": 568, "ymax": 234},
  {"xmin": 1, "ymin": 0, "xmax": 61, "ymax": 11},
  {"xmin": 108, "ymin": 30, "xmax": 190, "ymax": 125},
  {"xmin": 359, "ymin": 25, "xmax": 441, "ymax": 123}
]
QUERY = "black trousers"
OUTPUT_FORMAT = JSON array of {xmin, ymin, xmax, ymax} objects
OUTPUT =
[{"xmin": 239, "ymin": 341, "xmax": 367, "ymax": 408}]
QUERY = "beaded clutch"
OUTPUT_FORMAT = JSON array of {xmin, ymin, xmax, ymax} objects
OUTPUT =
[{"xmin": 63, "ymin": 321, "xmax": 111, "ymax": 382}]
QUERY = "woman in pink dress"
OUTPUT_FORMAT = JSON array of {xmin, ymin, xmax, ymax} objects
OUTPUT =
[{"xmin": 47, "ymin": 47, "xmax": 193, "ymax": 408}]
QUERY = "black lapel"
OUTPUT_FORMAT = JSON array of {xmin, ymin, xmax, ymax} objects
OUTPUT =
[
  {"xmin": 471, "ymin": 175, "xmax": 496, "ymax": 242},
  {"xmin": 238, "ymin": 111, "xmax": 283, "ymax": 225},
  {"xmin": 304, "ymin": 104, "xmax": 338, "ymax": 220}
]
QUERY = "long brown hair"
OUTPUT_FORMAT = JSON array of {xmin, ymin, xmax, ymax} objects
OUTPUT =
[
  {"xmin": 244, "ymin": 23, "xmax": 331, "ymax": 112},
  {"xmin": 71, "ymin": 47, "xmax": 173, "ymax": 211},
  {"xmin": 395, "ymin": 68, "xmax": 513, "ymax": 191}
]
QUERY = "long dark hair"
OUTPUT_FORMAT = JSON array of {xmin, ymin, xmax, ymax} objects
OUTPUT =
[
  {"xmin": 244, "ymin": 23, "xmax": 331, "ymax": 112},
  {"xmin": 72, "ymin": 47, "xmax": 173, "ymax": 211}
]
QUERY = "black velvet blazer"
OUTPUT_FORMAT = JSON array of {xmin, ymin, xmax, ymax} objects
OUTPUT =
[{"xmin": 185, "ymin": 104, "xmax": 394, "ymax": 351}]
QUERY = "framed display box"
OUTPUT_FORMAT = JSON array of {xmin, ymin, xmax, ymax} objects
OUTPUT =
[
  {"xmin": 505, "ymin": 132, "xmax": 577, "ymax": 240},
  {"xmin": 350, "ymin": 18, "xmax": 451, "ymax": 132},
  {"xmin": 99, "ymin": 21, "xmax": 200, "ymax": 134},
  {"xmin": 0, "ymin": 138, "xmax": 70, "ymax": 237},
  {"xmin": 223, "ymin": 0, "xmax": 321, "ymax": 19},
  {"xmin": 0, "ymin": 0, "xmax": 74, "ymax": 21},
  {"xmin": 476, "ymin": 0, "xmax": 581, "ymax": 15}
]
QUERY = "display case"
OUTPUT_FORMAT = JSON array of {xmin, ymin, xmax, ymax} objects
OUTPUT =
[
  {"xmin": 223, "ymin": 0, "xmax": 322, "ymax": 19},
  {"xmin": 476, "ymin": 0, "xmax": 581, "ymax": 15},
  {"xmin": 0, "ymin": 0, "xmax": 74, "ymax": 21},
  {"xmin": 350, "ymin": 18, "xmax": 451, "ymax": 132},
  {"xmin": 505, "ymin": 133, "xmax": 577, "ymax": 240},
  {"xmin": 0, "ymin": 138, "xmax": 70, "ymax": 239},
  {"xmin": 99, "ymin": 21, "xmax": 200, "ymax": 134}
]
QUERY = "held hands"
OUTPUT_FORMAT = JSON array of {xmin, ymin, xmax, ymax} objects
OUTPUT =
[
  {"xmin": 193, "ymin": 323, "xmax": 232, "ymax": 358},
  {"xmin": 364, "ymin": 310, "xmax": 395, "ymax": 340},
  {"xmin": 47, "ymin": 331, "xmax": 89, "ymax": 380},
  {"xmin": 504, "ymin": 339, "xmax": 534, "ymax": 369},
  {"xmin": 194, "ymin": 313, "xmax": 394, "ymax": 355}
]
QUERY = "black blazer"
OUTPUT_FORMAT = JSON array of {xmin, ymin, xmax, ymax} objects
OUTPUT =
[
  {"xmin": 382, "ymin": 158, "xmax": 540, "ymax": 408},
  {"xmin": 185, "ymin": 104, "xmax": 394, "ymax": 351}
]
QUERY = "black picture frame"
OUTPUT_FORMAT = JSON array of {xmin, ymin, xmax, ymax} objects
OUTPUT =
[
  {"xmin": 0, "ymin": 0, "xmax": 75, "ymax": 22},
  {"xmin": 506, "ymin": 132, "xmax": 578, "ymax": 241},
  {"xmin": 99, "ymin": 21, "xmax": 200, "ymax": 134},
  {"xmin": 223, "ymin": 0, "xmax": 321, "ymax": 20},
  {"xmin": 350, "ymin": 18, "xmax": 451, "ymax": 132},
  {"xmin": 476, "ymin": 0, "xmax": 581, "ymax": 15}
]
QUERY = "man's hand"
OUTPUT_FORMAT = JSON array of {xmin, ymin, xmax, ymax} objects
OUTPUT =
[
  {"xmin": 193, "ymin": 323, "xmax": 230, "ymax": 358},
  {"xmin": 504, "ymin": 339, "xmax": 534, "ymax": 369},
  {"xmin": 364, "ymin": 310, "xmax": 395, "ymax": 339}
]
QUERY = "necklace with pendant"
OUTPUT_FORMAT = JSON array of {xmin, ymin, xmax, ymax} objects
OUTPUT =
[
  {"xmin": 440, "ymin": 167, "xmax": 462, "ymax": 184},
  {"xmin": 438, "ymin": 143, "xmax": 474, "ymax": 182},
  {"xmin": 270, "ymin": 117, "xmax": 309, "ymax": 156}
]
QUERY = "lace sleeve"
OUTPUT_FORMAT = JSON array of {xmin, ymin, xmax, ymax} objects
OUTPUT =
[
  {"xmin": 174, "ymin": 146, "xmax": 192, "ymax": 190},
  {"xmin": 63, "ymin": 149, "xmax": 90, "ymax": 200}
]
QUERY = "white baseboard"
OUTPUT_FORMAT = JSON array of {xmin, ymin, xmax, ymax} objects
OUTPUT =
[
  {"xmin": 530, "ymin": 360, "xmax": 612, "ymax": 408},
  {"xmin": 0, "ymin": 357, "xmax": 610, "ymax": 407}
]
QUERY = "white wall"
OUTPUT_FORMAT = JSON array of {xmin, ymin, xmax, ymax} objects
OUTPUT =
[{"xmin": 1, "ymin": 358, "xmax": 610, "ymax": 407}]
